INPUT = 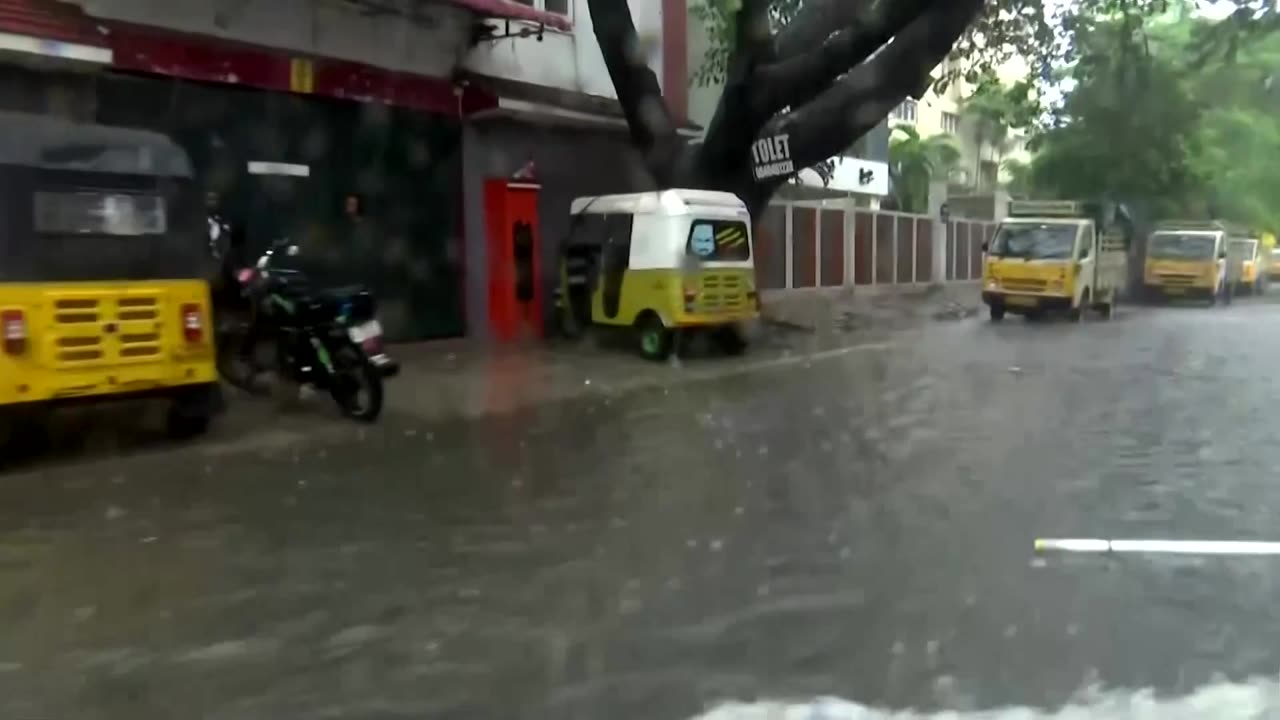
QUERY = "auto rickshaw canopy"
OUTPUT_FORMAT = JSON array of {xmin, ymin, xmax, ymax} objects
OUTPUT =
[{"xmin": 0, "ymin": 112, "xmax": 205, "ymax": 283}]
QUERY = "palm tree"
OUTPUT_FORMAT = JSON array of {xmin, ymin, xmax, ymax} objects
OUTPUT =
[{"xmin": 888, "ymin": 126, "xmax": 961, "ymax": 213}]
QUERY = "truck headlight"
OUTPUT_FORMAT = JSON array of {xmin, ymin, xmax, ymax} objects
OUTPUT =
[{"xmin": 986, "ymin": 279, "xmax": 999, "ymax": 290}]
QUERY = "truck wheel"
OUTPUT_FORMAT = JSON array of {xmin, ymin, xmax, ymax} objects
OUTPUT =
[
  {"xmin": 1069, "ymin": 291, "xmax": 1089, "ymax": 322},
  {"xmin": 1099, "ymin": 292, "xmax": 1115, "ymax": 320},
  {"xmin": 989, "ymin": 304, "xmax": 1006, "ymax": 322}
]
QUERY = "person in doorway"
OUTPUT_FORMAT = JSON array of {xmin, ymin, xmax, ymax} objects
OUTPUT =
[
  {"xmin": 342, "ymin": 192, "xmax": 380, "ymax": 288},
  {"xmin": 206, "ymin": 191, "xmax": 231, "ymax": 262}
]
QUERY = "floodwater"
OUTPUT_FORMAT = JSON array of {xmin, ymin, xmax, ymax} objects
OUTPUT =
[{"xmin": 4, "ymin": 301, "xmax": 1280, "ymax": 719}]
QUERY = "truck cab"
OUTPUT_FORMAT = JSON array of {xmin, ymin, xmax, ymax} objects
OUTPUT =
[
  {"xmin": 982, "ymin": 200, "xmax": 1129, "ymax": 322},
  {"xmin": 1143, "ymin": 221, "xmax": 1228, "ymax": 304}
]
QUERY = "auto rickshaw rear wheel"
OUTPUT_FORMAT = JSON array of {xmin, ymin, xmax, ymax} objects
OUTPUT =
[
  {"xmin": 712, "ymin": 325, "xmax": 748, "ymax": 356},
  {"xmin": 166, "ymin": 384, "xmax": 217, "ymax": 440},
  {"xmin": 636, "ymin": 313, "xmax": 673, "ymax": 361}
]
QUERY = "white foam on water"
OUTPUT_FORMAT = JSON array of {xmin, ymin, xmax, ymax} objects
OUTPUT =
[{"xmin": 689, "ymin": 678, "xmax": 1280, "ymax": 720}]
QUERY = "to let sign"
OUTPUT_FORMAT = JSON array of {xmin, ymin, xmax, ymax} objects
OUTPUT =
[{"xmin": 751, "ymin": 134, "xmax": 794, "ymax": 181}]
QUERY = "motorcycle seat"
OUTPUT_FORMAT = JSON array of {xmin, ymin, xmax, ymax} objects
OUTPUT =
[{"xmin": 318, "ymin": 285, "xmax": 370, "ymax": 300}]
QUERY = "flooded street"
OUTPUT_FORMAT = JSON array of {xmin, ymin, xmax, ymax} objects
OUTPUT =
[{"xmin": 6, "ymin": 303, "xmax": 1280, "ymax": 719}]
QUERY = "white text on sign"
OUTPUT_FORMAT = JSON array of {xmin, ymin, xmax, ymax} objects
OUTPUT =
[{"xmin": 752, "ymin": 134, "xmax": 794, "ymax": 180}]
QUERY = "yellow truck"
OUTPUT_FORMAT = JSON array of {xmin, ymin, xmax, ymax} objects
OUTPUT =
[
  {"xmin": 1142, "ymin": 221, "xmax": 1228, "ymax": 304},
  {"xmin": 982, "ymin": 200, "xmax": 1130, "ymax": 321},
  {"xmin": 1227, "ymin": 236, "xmax": 1268, "ymax": 295},
  {"xmin": 1263, "ymin": 232, "xmax": 1280, "ymax": 282}
]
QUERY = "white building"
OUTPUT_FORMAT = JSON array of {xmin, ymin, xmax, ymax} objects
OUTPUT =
[{"xmin": 888, "ymin": 56, "xmax": 1032, "ymax": 193}]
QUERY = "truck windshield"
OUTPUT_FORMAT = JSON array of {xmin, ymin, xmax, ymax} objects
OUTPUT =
[
  {"xmin": 989, "ymin": 223, "xmax": 1077, "ymax": 260},
  {"xmin": 1149, "ymin": 233, "xmax": 1218, "ymax": 260},
  {"xmin": 1229, "ymin": 239, "xmax": 1257, "ymax": 259}
]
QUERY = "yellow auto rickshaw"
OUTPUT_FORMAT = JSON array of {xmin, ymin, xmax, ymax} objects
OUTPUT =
[
  {"xmin": 555, "ymin": 190, "xmax": 760, "ymax": 360},
  {"xmin": 0, "ymin": 112, "xmax": 220, "ymax": 443}
]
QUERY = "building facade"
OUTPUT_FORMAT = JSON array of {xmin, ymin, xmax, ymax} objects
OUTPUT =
[
  {"xmin": 0, "ymin": 0, "xmax": 689, "ymax": 343},
  {"xmin": 888, "ymin": 57, "xmax": 1032, "ymax": 193}
]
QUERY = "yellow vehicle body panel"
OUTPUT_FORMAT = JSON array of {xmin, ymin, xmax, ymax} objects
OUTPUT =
[
  {"xmin": 1144, "ymin": 259, "xmax": 1217, "ymax": 292},
  {"xmin": 0, "ymin": 280, "xmax": 217, "ymax": 407},
  {"xmin": 1242, "ymin": 259, "xmax": 1259, "ymax": 285},
  {"xmin": 983, "ymin": 258, "xmax": 1075, "ymax": 302},
  {"xmin": 591, "ymin": 267, "xmax": 759, "ymax": 328}
]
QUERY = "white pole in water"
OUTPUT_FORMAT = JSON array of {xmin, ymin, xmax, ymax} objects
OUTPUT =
[{"xmin": 1035, "ymin": 539, "xmax": 1280, "ymax": 556}]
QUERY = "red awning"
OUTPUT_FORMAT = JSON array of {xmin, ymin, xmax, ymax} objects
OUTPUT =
[
  {"xmin": 446, "ymin": 0, "xmax": 572, "ymax": 32},
  {"xmin": 0, "ymin": 0, "xmax": 106, "ymax": 46}
]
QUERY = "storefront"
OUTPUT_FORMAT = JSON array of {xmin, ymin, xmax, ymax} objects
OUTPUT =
[
  {"xmin": 0, "ymin": 0, "xmax": 655, "ymax": 344},
  {"xmin": 0, "ymin": 0, "xmax": 521, "ymax": 342},
  {"xmin": 89, "ymin": 22, "xmax": 491, "ymax": 342},
  {"xmin": 94, "ymin": 69, "xmax": 467, "ymax": 341}
]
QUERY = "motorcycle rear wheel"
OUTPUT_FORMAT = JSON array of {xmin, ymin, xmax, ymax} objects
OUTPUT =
[{"xmin": 330, "ymin": 345, "xmax": 383, "ymax": 422}]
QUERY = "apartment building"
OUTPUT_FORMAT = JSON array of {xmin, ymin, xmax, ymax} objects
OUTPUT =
[{"xmin": 889, "ymin": 57, "xmax": 1032, "ymax": 193}]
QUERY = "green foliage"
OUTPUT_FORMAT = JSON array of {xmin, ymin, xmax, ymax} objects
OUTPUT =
[
  {"xmin": 1001, "ymin": 158, "xmax": 1033, "ymax": 198},
  {"xmin": 960, "ymin": 73, "xmax": 1039, "ymax": 187},
  {"xmin": 689, "ymin": 0, "xmax": 1278, "ymax": 96},
  {"xmin": 1028, "ymin": 20, "xmax": 1208, "ymax": 218},
  {"xmin": 889, "ymin": 126, "xmax": 960, "ymax": 213},
  {"xmin": 689, "ymin": 0, "xmax": 802, "ymax": 87},
  {"xmin": 1027, "ymin": 12, "xmax": 1280, "ymax": 233}
]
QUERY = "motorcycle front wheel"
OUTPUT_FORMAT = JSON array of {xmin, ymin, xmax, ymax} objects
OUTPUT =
[{"xmin": 330, "ymin": 344, "xmax": 384, "ymax": 422}]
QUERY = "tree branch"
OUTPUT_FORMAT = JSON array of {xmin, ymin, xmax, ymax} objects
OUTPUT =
[
  {"xmin": 773, "ymin": 0, "xmax": 870, "ymax": 60},
  {"xmin": 760, "ymin": 0, "xmax": 984, "ymax": 185},
  {"xmin": 695, "ymin": 0, "xmax": 776, "ymax": 185},
  {"xmin": 734, "ymin": 0, "xmax": 773, "ymax": 60},
  {"xmin": 586, "ymin": 0, "xmax": 682, "ymax": 185},
  {"xmin": 753, "ymin": 0, "xmax": 937, "ymax": 118}
]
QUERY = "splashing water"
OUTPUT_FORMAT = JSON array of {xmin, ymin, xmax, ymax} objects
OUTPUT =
[{"xmin": 690, "ymin": 678, "xmax": 1280, "ymax": 719}]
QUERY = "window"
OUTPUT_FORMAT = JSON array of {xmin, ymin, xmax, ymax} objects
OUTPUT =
[
  {"xmin": 35, "ymin": 191, "xmax": 166, "ymax": 235},
  {"xmin": 688, "ymin": 219, "xmax": 751, "ymax": 261},
  {"xmin": 509, "ymin": 0, "xmax": 570, "ymax": 16},
  {"xmin": 989, "ymin": 223, "xmax": 1077, "ymax": 260},
  {"xmin": 942, "ymin": 111, "xmax": 961, "ymax": 134},
  {"xmin": 1148, "ymin": 233, "xmax": 1219, "ymax": 260},
  {"xmin": 891, "ymin": 99, "xmax": 917, "ymax": 124}
]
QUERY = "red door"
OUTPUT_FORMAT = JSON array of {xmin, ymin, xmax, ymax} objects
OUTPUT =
[{"xmin": 485, "ymin": 180, "xmax": 543, "ymax": 342}]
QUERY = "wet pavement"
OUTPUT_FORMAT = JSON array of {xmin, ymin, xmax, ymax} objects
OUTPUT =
[{"xmin": 5, "ymin": 297, "xmax": 1280, "ymax": 718}]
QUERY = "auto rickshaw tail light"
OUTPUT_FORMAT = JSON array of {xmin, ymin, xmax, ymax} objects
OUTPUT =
[
  {"xmin": 181, "ymin": 303, "xmax": 203, "ymax": 343},
  {"xmin": 683, "ymin": 286, "xmax": 698, "ymax": 312},
  {"xmin": 2, "ymin": 309, "xmax": 26, "ymax": 355}
]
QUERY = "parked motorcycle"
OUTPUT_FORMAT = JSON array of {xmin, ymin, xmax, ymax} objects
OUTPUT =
[{"xmin": 215, "ymin": 239, "xmax": 399, "ymax": 422}]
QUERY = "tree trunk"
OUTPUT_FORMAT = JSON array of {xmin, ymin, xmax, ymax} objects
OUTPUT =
[{"xmin": 587, "ymin": 0, "xmax": 984, "ymax": 219}]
